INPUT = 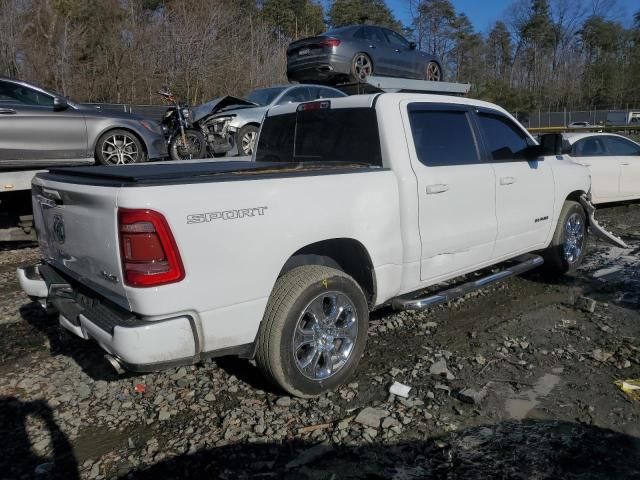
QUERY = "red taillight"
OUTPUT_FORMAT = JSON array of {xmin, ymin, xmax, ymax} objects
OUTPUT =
[
  {"xmin": 319, "ymin": 38, "xmax": 340, "ymax": 48},
  {"xmin": 118, "ymin": 209, "xmax": 185, "ymax": 287}
]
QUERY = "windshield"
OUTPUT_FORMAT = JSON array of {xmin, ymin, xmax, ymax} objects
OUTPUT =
[{"xmin": 245, "ymin": 87, "xmax": 286, "ymax": 106}]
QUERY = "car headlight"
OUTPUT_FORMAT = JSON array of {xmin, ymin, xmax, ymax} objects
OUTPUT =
[
  {"xmin": 211, "ymin": 116, "xmax": 233, "ymax": 133},
  {"xmin": 140, "ymin": 120, "xmax": 163, "ymax": 134}
]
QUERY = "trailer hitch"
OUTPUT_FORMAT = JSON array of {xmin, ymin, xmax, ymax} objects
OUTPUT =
[{"xmin": 579, "ymin": 194, "xmax": 628, "ymax": 249}]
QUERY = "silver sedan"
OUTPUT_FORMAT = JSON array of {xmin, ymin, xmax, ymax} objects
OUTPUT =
[
  {"xmin": 287, "ymin": 25, "xmax": 443, "ymax": 84},
  {"xmin": 0, "ymin": 77, "xmax": 167, "ymax": 168}
]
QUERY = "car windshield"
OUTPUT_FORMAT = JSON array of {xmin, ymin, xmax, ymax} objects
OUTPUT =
[{"xmin": 245, "ymin": 87, "xmax": 286, "ymax": 106}]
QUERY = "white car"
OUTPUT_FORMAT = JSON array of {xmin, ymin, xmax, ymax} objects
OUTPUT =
[
  {"xmin": 563, "ymin": 133, "xmax": 640, "ymax": 204},
  {"xmin": 18, "ymin": 94, "xmax": 624, "ymax": 397}
]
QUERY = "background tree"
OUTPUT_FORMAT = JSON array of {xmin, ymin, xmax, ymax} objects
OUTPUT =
[
  {"xmin": 327, "ymin": 0, "xmax": 401, "ymax": 30},
  {"xmin": 0, "ymin": 0, "xmax": 637, "ymax": 113}
]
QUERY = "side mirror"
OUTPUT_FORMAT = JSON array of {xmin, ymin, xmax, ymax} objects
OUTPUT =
[
  {"xmin": 53, "ymin": 97, "xmax": 69, "ymax": 111},
  {"xmin": 524, "ymin": 144, "xmax": 544, "ymax": 159},
  {"xmin": 409, "ymin": 41, "xmax": 417, "ymax": 50}
]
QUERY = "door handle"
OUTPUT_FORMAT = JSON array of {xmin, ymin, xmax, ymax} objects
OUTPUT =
[
  {"xmin": 395, "ymin": 49, "xmax": 401, "ymax": 53},
  {"xmin": 580, "ymin": 162, "xmax": 592, "ymax": 167},
  {"xmin": 621, "ymin": 162, "xmax": 631, "ymax": 166},
  {"xmin": 368, "ymin": 45, "xmax": 376, "ymax": 49},
  {"xmin": 0, "ymin": 108, "xmax": 16, "ymax": 114},
  {"xmin": 426, "ymin": 184, "xmax": 449, "ymax": 194},
  {"xmin": 500, "ymin": 176, "xmax": 516, "ymax": 186}
]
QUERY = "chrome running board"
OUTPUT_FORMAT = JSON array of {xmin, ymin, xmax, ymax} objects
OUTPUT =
[{"xmin": 391, "ymin": 254, "xmax": 544, "ymax": 311}]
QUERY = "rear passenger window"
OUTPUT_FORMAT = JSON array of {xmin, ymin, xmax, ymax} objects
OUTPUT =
[
  {"xmin": 408, "ymin": 106, "xmax": 479, "ymax": 166},
  {"xmin": 601, "ymin": 136, "xmax": 640, "ymax": 156},
  {"xmin": 572, "ymin": 137, "xmax": 606, "ymax": 157},
  {"xmin": 256, "ymin": 107, "xmax": 382, "ymax": 166},
  {"xmin": 477, "ymin": 112, "xmax": 529, "ymax": 160}
]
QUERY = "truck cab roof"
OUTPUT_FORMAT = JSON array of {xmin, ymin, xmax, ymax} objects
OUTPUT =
[{"xmin": 265, "ymin": 92, "xmax": 513, "ymax": 119}]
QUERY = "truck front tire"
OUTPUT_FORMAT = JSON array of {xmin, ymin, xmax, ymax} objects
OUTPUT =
[
  {"xmin": 256, "ymin": 266, "xmax": 369, "ymax": 398},
  {"xmin": 542, "ymin": 200, "xmax": 587, "ymax": 275}
]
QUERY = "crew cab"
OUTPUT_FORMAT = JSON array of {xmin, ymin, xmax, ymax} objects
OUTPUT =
[{"xmin": 18, "ymin": 93, "xmax": 624, "ymax": 397}]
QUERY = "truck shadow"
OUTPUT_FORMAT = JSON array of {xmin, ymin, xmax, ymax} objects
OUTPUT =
[
  {"xmin": 117, "ymin": 419, "xmax": 640, "ymax": 479},
  {"xmin": 18, "ymin": 301, "xmax": 126, "ymax": 381},
  {"xmin": 0, "ymin": 396, "xmax": 79, "ymax": 480}
]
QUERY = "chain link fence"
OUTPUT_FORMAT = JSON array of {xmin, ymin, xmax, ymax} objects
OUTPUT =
[{"xmin": 515, "ymin": 107, "xmax": 640, "ymax": 128}]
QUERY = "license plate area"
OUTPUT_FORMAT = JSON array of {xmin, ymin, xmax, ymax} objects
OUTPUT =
[{"xmin": 298, "ymin": 48, "xmax": 311, "ymax": 56}]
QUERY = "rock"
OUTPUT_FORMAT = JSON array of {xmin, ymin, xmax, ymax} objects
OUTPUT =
[
  {"xmin": 89, "ymin": 462, "xmax": 100, "ymax": 479},
  {"xmin": 430, "ymin": 359, "xmax": 455, "ymax": 380},
  {"xmin": 204, "ymin": 393, "xmax": 215, "ymax": 402},
  {"xmin": 171, "ymin": 367, "xmax": 187, "ymax": 380},
  {"xmin": 354, "ymin": 407, "xmax": 389, "ymax": 428},
  {"xmin": 33, "ymin": 438, "xmax": 49, "ymax": 453},
  {"xmin": 591, "ymin": 349, "xmax": 612, "ymax": 362},
  {"xmin": 389, "ymin": 381, "xmax": 411, "ymax": 398},
  {"xmin": 158, "ymin": 410, "xmax": 171, "ymax": 421},
  {"xmin": 474, "ymin": 354, "xmax": 487, "ymax": 365},
  {"xmin": 435, "ymin": 383, "xmax": 451, "ymax": 394},
  {"xmin": 276, "ymin": 396, "xmax": 292, "ymax": 407},
  {"xmin": 381, "ymin": 417, "xmax": 401, "ymax": 429},
  {"xmin": 458, "ymin": 387, "xmax": 487, "ymax": 405},
  {"xmin": 77, "ymin": 384, "xmax": 91, "ymax": 401},
  {"xmin": 362, "ymin": 427, "xmax": 378, "ymax": 441},
  {"xmin": 425, "ymin": 322, "xmax": 438, "ymax": 328},
  {"xmin": 575, "ymin": 296, "xmax": 596, "ymax": 313},
  {"xmin": 397, "ymin": 397, "xmax": 425, "ymax": 408},
  {"xmin": 57, "ymin": 393, "xmax": 72, "ymax": 403}
]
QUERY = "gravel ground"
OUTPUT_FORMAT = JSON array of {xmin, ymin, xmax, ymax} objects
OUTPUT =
[{"xmin": 0, "ymin": 204, "xmax": 639, "ymax": 479}]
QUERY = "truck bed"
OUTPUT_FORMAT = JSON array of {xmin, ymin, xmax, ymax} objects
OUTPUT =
[{"xmin": 41, "ymin": 160, "xmax": 378, "ymax": 187}]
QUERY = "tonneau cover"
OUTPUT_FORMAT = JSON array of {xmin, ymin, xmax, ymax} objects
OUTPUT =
[{"xmin": 40, "ymin": 161, "xmax": 374, "ymax": 186}]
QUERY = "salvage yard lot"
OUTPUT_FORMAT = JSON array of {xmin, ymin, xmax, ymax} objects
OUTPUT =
[{"xmin": 1, "ymin": 204, "xmax": 639, "ymax": 479}]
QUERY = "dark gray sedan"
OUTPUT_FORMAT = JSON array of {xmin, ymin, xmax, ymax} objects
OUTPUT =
[
  {"xmin": 287, "ymin": 25, "xmax": 443, "ymax": 84},
  {"xmin": 0, "ymin": 77, "xmax": 167, "ymax": 169}
]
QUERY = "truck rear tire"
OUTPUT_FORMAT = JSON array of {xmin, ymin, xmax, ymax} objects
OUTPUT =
[
  {"xmin": 256, "ymin": 265, "xmax": 369, "ymax": 398},
  {"xmin": 542, "ymin": 200, "xmax": 587, "ymax": 275}
]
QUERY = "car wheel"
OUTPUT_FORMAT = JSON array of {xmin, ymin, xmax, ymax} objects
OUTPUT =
[
  {"xmin": 237, "ymin": 124, "xmax": 259, "ymax": 156},
  {"xmin": 255, "ymin": 265, "xmax": 369, "ymax": 398},
  {"xmin": 424, "ymin": 61, "xmax": 442, "ymax": 82},
  {"xmin": 95, "ymin": 129, "xmax": 146, "ymax": 165},
  {"xmin": 351, "ymin": 53, "xmax": 373, "ymax": 82},
  {"xmin": 542, "ymin": 201, "xmax": 587, "ymax": 275},
  {"xmin": 169, "ymin": 129, "xmax": 207, "ymax": 160}
]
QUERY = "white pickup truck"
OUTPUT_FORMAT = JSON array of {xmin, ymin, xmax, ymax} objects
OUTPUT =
[{"xmin": 18, "ymin": 93, "xmax": 625, "ymax": 397}]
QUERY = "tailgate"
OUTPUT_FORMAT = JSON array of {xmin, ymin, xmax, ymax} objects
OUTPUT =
[{"xmin": 31, "ymin": 176, "xmax": 129, "ymax": 309}]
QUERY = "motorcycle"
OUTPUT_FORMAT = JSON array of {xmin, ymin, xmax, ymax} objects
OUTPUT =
[
  {"xmin": 158, "ymin": 87, "xmax": 207, "ymax": 161},
  {"xmin": 191, "ymin": 96, "xmax": 258, "ymax": 157}
]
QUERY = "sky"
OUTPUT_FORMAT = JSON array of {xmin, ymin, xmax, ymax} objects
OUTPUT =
[{"xmin": 386, "ymin": 0, "xmax": 640, "ymax": 34}]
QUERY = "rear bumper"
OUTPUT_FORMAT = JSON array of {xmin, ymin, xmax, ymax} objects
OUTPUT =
[
  {"xmin": 17, "ymin": 264, "xmax": 199, "ymax": 370},
  {"xmin": 287, "ymin": 53, "xmax": 352, "ymax": 81}
]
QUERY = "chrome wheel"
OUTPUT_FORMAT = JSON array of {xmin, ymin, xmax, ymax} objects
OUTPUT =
[
  {"xmin": 241, "ymin": 131, "xmax": 257, "ymax": 155},
  {"xmin": 563, "ymin": 212, "xmax": 585, "ymax": 264},
  {"xmin": 293, "ymin": 291, "xmax": 358, "ymax": 381},
  {"xmin": 425, "ymin": 62, "xmax": 442, "ymax": 81},
  {"xmin": 352, "ymin": 54, "xmax": 372, "ymax": 81},
  {"xmin": 176, "ymin": 133, "xmax": 203, "ymax": 159},
  {"xmin": 101, "ymin": 134, "xmax": 139, "ymax": 165}
]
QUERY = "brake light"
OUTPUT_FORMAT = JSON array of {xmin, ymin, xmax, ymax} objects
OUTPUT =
[
  {"xmin": 297, "ymin": 100, "xmax": 331, "ymax": 112},
  {"xmin": 320, "ymin": 38, "xmax": 341, "ymax": 48},
  {"xmin": 118, "ymin": 209, "xmax": 185, "ymax": 287}
]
